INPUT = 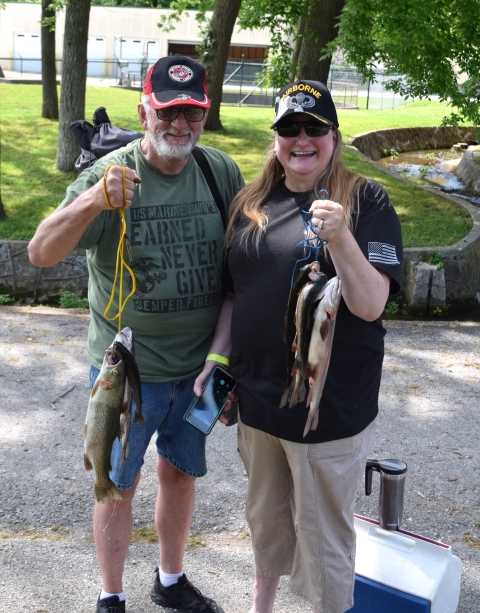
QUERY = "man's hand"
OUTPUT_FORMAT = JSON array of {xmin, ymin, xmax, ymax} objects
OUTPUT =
[
  {"xmin": 101, "ymin": 165, "xmax": 142, "ymax": 210},
  {"xmin": 193, "ymin": 361, "xmax": 237, "ymax": 426}
]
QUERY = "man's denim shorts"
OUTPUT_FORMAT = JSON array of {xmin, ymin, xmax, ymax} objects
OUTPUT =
[{"xmin": 89, "ymin": 366, "xmax": 207, "ymax": 489}]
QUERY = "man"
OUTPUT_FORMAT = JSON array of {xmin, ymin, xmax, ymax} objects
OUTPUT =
[{"xmin": 28, "ymin": 55, "xmax": 243, "ymax": 613}]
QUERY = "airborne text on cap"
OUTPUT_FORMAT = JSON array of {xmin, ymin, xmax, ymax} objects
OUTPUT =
[{"xmin": 282, "ymin": 84, "xmax": 322, "ymax": 99}]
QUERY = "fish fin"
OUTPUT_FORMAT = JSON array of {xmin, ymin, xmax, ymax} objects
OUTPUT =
[
  {"xmin": 95, "ymin": 482, "xmax": 123, "ymax": 504},
  {"xmin": 305, "ymin": 385, "xmax": 312, "ymax": 408},
  {"xmin": 319, "ymin": 319, "xmax": 329, "ymax": 342},
  {"xmin": 298, "ymin": 383, "xmax": 306, "ymax": 403},
  {"xmin": 303, "ymin": 363, "xmax": 311, "ymax": 380},
  {"xmin": 289, "ymin": 380, "xmax": 306, "ymax": 408},
  {"xmin": 84, "ymin": 454, "xmax": 93, "ymax": 471},
  {"xmin": 90, "ymin": 380, "xmax": 100, "ymax": 398},
  {"xmin": 119, "ymin": 442, "xmax": 129, "ymax": 466},
  {"xmin": 133, "ymin": 407, "xmax": 145, "ymax": 426},
  {"xmin": 303, "ymin": 406, "xmax": 320, "ymax": 438},
  {"xmin": 280, "ymin": 376, "xmax": 294, "ymax": 408},
  {"xmin": 83, "ymin": 424, "xmax": 88, "ymax": 440}
]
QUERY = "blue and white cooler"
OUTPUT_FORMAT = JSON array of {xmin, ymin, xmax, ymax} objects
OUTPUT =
[{"xmin": 348, "ymin": 459, "xmax": 462, "ymax": 612}]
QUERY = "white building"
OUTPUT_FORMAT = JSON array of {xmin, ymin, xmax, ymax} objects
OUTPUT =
[{"xmin": 0, "ymin": 2, "xmax": 271, "ymax": 77}]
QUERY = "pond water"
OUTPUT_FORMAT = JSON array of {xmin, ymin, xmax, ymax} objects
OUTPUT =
[{"xmin": 377, "ymin": 149, "xmax": 480, "ymax": 207}]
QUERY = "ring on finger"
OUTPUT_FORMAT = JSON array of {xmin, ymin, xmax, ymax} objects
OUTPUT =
[{"xmin": 318, "ymin": 219, "xmax": 324, "ymax": 230}]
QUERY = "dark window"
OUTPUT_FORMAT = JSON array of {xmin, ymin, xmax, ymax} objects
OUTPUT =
[{"xmin": 168, "ymin": 43, "xmax": 267, "ymax": 62}]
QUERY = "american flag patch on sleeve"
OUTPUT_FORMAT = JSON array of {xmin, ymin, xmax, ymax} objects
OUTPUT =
[{"xmin": 368, "ymin": 242, "xmax": 399, "ymax": 265}]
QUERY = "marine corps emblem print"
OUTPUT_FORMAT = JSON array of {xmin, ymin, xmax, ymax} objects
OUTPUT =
[{"xmin": 168, "ymin": 65, "xmax": 194, "ymax": 83}]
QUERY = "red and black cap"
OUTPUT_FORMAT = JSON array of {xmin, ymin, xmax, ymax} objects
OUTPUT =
[
  {"xmin": 271, "ymin": 80, "xmax": 339, "ymax": 128},
  {"xmin": 143, "ymin": 55, "xmax": 211, "ymax": 110}
]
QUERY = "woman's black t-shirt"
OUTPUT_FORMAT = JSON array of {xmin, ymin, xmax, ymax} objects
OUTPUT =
[{"xmin": 224, "ymin": 179, "xmax": 403, "ymax": 444}]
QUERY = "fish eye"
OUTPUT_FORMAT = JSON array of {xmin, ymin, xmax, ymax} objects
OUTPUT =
[{"xmin": 112, "ymin": 368, "xmax": 118, "ymax": 375}]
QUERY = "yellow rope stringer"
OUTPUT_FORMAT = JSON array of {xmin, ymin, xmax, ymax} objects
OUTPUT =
[{"xmin": 102, "ymin": 165, "xmax": 137, "ymax": 332}]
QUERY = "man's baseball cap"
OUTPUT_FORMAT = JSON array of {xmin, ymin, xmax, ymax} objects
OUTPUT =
[
  {"xmin": 143, "ymin": 55, "xmax": 211, "ymax": 110},
  {"xmin": 271, "ymin": 80, "xmax": 339, "ymax": 128}
]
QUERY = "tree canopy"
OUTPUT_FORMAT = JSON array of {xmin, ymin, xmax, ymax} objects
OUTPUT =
[{"xmin": 331, "ymin": 0, "xmax": 480, "ymax": 125}]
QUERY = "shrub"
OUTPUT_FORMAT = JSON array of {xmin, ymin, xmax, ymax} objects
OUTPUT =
[{"xmin": 59, "ymin": 293, "xmax": 89, "ymax": 309}]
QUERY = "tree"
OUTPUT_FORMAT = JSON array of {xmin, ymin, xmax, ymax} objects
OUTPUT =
[
  {"xmin": 239, "ymin": 0, "xmax": 306, "ymax": 89},
  {"xmin": 200, "ymin": 0, "xmax": 243, "ymax": 131},
  {"xmin": 331, "ymin": 0, "xmax": 480, "ymax": 125},
  {"xmin": 239, "ymin": 0, "xmax": 344, "ymax": 87},
  {"xmin": 41, "ymin": 0, "xmax": 59, "ymax": 119},
  {"xmin": 296, "ymin": 0, "xmax": 346, "ymax": 84},
  {"xmin": 56, "ymin": 0, "xmax": 92, "ymax": 172}
]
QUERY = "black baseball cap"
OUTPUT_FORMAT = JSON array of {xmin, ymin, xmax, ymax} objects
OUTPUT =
[
  {"xmin": 271, "ymin": 80, "xmax": 339, "ymax": 128},
  {"xmin": 143, "ymin": 55, "xmax": 210, "ymax": 110}
]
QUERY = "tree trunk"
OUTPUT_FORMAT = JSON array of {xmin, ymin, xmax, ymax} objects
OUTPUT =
[
  {"xmin": 56, "ymin": 0, "xmax": 91, "ymax": 172},
  {"xmin": 0, "ymin": 196, "xmax": 7, "ymax": 220},
  {"xmin": 203, "ymin": 0, "xmax": 243, "ymax": 132},
  {"xmin": 290, "ymin": 17, "xmax": 307, "ymax": 82},
  {"xmin": 41, "ymin": 0, "xmax": 59, "ymax": 120},
  {"xmin": 297, "ymin": 0, "xmax": 346, "ymax": 84}
]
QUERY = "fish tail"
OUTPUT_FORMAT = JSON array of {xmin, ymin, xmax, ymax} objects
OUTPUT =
[
  {"xmin": 297, "ymin": 383, "xmax": 306, "ymax": 404},
  {"xmin": 303, "ymin": 406, "xmax": 320, "ymax": 438},
  {"xmin": 133, "ymin": 408, "xmax": 145, "ymax": 426},
  {"xmin": 280, "ymin": 376, "xmax": 294, "ymax": 408},
  {"xmin": 95, "ymin": 481, "xmax": 124, "ymax": 504}
]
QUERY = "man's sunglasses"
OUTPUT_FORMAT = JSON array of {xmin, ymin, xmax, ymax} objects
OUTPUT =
[
  {"xmin": 155, "ymin": 107, "xmax": 206, "ymax": 122},
  {"xmin": 275, "ymin": 123, "xmax": 333, "ymax": 138}
]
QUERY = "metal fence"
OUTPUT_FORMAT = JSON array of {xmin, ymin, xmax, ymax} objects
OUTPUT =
[{"xmin": 1, "ymin": 55, "xmax": 413, "ymax": 111}]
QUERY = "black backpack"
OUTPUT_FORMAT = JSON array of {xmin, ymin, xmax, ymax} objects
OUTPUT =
[{"xmin": 70, "ymin": 107, "xmax": 226, "ymax": 228}]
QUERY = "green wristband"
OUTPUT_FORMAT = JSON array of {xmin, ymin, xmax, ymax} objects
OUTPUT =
[{"xmin": 206, "ymin": 353, "xmax": 230, "ymax": 367}]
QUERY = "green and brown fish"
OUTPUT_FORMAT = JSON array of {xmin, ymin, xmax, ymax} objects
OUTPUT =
[{"xmin": 84, "ymin": 327, "xmax": 143, "ymax": 503}]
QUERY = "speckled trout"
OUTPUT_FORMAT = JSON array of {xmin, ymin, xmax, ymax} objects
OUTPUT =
[
  {"xmin": 280, "ymin": 270, "xmax": 327, "ymax": 409},
  {"xmin": 303, "ymin": 276, "xmax": 342, "ymax": 437},
  {"xmin": 84, "ymin": 327, "xmax": 143, "ymax": 503}
]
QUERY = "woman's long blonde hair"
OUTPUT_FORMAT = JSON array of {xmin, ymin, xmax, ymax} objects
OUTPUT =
[{"xmin": 225, "ymin": 129, "xmax": 364, "ymax": 252}]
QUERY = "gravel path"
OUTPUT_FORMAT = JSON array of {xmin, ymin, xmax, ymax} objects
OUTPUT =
[{"xmin": 0, "ymin": 306, "xmax": 478, "ymax": 612}]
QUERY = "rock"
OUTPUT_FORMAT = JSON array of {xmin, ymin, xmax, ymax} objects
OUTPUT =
[
  {"xmin": 428, "ymin": 268, "xmax": 447, "ymax": 315},
  {"xmin": 0, "ymin": 240, "xmax": 88, "ymax": 302},
  {"xmin": 403, "ymin": 262, "xmax": 446, "ymax": 316},
  {"xmin": 456, "ymin": 148, "xmax": 480, "ymax": 195}
]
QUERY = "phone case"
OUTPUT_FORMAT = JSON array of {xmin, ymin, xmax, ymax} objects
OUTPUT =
[{"xmin": 184, "ymin": 366, "xmax": 236, "ymax": 435}]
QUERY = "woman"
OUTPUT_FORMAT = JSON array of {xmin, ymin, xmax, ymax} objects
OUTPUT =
[{"xmin": 195, "ymin": 80, "xmax": 403, "ymax": 613}]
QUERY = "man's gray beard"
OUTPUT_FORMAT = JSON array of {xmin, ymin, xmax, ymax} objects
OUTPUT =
[{"xmin": 148, "ymin": 126, "xmax": 200, "ymax": 160}]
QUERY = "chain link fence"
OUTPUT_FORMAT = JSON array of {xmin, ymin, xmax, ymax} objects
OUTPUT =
[{"xmin": 1, "ymin": 56, "xmax": 413, "ymax": 111}]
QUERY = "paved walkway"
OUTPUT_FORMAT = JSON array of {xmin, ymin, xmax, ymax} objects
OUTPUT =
[
  {"xmin": 0, "ymin": 306, "xmax": 478, "ymax": 612},
  {"xmin": 1, "ymin": 70, "xmax": 120, "ymax": 88}
]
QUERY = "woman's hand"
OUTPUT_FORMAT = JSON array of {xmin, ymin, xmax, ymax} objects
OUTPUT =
[
  {"xmin": 309, "ymin": 199, "xmax": 347, "ymax": 245},
  {"xmin": 308, "ymin": 198, "xmax": 391, "ymax": 321}
]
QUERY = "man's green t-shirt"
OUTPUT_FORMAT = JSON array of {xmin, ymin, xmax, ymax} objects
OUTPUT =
[{"xmin": 58, "ymin": 139, "xmax": 244, "ymax": 382}]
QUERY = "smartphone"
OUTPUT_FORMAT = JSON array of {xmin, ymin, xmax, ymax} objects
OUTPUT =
[{"xmin": 184, "ymin": 366, "xmax": 237, "ymax": 435}]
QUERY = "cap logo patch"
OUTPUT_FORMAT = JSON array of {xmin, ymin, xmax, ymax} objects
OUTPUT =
[
  {"xmin": 286, "ymin": 92, "xmax": 315, "ymax": 110},
  {"xmin": 177, "ymin": 94, "xmax": 191, "ymax": 100},
  {"xmin": 169, "ymin": 65, "xmax": 193, "ymax": 83}
]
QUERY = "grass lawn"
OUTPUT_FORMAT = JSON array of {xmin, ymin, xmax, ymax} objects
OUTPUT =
[{"xmin": 0, "ymin": 83, "xmax": 472, "ymax": 247}]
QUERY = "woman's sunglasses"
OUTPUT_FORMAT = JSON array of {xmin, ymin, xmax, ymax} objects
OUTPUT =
[{"xmin": 275, "ymin": 123, "xmax": 333, "ymax": 138}]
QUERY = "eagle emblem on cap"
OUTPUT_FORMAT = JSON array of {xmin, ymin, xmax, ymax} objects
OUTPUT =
[
  {"xmin": 286, "ymin": 92, "xmax": 315, "ymax": 110},
  {"xmin": 169, "ymin": 65, "xmax": 193, "ymax": 83}
]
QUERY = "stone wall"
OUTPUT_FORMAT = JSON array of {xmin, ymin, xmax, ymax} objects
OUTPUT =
[
  {"xmin": 349, "ymin": 126, "xmax": 478, "ymax": 161},
  {"xmin": 0, "ymin": 241, "xmax": 88, "ymax": 303},
  {"xmin": 457, "ymin": 147, "xmax": 480, "ymax": 195},
  {"xmin": 347, "ymin": 127, "xmax": 480, "ymax": 314}
]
